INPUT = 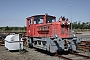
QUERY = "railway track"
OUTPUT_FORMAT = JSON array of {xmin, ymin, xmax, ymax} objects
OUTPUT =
[
  {"xmin": 54, "ymin": 41, "xmax": 90, "ymax": 60},
  {"xmin": 55, "ymin": 52, "xmax": 90, "ymax": 60},
  {"xmin": 78, "ymin": 41, "xmax": 90, "ymax": 51},
  {"xmin": 24, "ymin": 46, "xmax": 90, "ymax": 60}
]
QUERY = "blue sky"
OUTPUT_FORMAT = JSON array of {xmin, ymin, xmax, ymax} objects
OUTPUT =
[{"xmin": 0, "ymin": 0, "xmax": 90, "ymax": 27}]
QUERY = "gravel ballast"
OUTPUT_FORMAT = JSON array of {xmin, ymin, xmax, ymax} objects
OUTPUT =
[{"xmin": 0, "ymin": 46, "xmax": 61, "ymax": 60}]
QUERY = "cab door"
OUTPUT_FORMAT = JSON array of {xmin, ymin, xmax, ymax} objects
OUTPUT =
[{"xmin": 27, "ymin": 18, "xmax": 33, "ymax": 37}]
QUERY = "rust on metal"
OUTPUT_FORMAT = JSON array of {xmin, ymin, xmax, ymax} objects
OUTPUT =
[{"xmin": 78, "ymin": 41, "xmax": 90, "ymax": 51}]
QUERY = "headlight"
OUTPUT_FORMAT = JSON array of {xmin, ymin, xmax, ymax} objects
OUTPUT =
[
  {"xmin": 62, "ymin": 21, "xmax": 65, "ymax": 24},
  {"xmin": 68, "ymin": 22, "xmax": 70, "ymax": 25},
  {"xmin": 54, "ymin": 34, "xmax": 58, "ymax": 38},
  {"xmin": 73, "ymin": 34, "xmax": 76, "ymax": 37}
]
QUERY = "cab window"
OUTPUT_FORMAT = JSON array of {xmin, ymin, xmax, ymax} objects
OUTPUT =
[
  {"xmin": 46, "ymin": 16, "xmax": 55, "ymax": 23},
  {"xmin": 29, "ymin": 18, "xmax": 33, "ymax": 25},
  {"xmin": 34, "ymin": 16, "xmax": 44, "ymax": 24}
]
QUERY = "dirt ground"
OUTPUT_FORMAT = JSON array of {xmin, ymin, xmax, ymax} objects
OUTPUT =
[
  {"xmin": 0, "ymin": 32, "xmax": 90, "ymax": 60},
  {"xmin": 0, "ymin": 46, "xmax": 90, "ymax": 60},
  {"xmin": 0, "ymin": 46, "xmax": 60, "ymax": 60},
  {"xmin": 76, "ymin": 31, "xmax": 90, "ymax": 42},
  {"xmin": 0, "ymin": 46, "xmax": 32, "ymax": 60}
]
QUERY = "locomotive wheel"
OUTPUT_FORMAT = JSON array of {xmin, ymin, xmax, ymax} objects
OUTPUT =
[
  {"xmin": 27, "ymin": 37, "xmax": 33, "ymax": 48},
  {"xmin": 28, "ymin": 43, "xmax": 33, "ymax": 48}
]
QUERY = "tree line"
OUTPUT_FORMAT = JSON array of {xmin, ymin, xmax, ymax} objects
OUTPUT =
[
  {"xmin": 0, "ymin": 22, "xmax": 90, "ymax": 32},
  {"xmin": 0, "ymin": 26, "xmax": 26, "ymax": 32},
  {"xmin": 72, "ymin": 21, "xmax": 90, "ymax": 29}
]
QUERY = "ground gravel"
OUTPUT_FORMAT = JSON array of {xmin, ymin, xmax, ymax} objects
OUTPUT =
[
  {"xmin": 0, "ymin": 46, "xmax": 61, "ymax": 60},
  {"xmin": 0, "ymin": 32, "xmax": 90, "ymax": 60}
]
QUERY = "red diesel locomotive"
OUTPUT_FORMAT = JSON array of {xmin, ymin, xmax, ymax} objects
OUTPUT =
[{"xmin": 26, "ymin": 14, "xmax": 80, "ymax": 53}]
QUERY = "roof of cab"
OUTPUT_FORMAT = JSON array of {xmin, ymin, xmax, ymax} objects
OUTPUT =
[{"xmin": 26, "ymin": 14, "xmax": 56, "ymax": 19}]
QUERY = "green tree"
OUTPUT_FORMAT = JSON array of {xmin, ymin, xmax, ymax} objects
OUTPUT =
[{"xmin": 5, "ymin": 26, "xmax": 9, "ymax": 31}]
